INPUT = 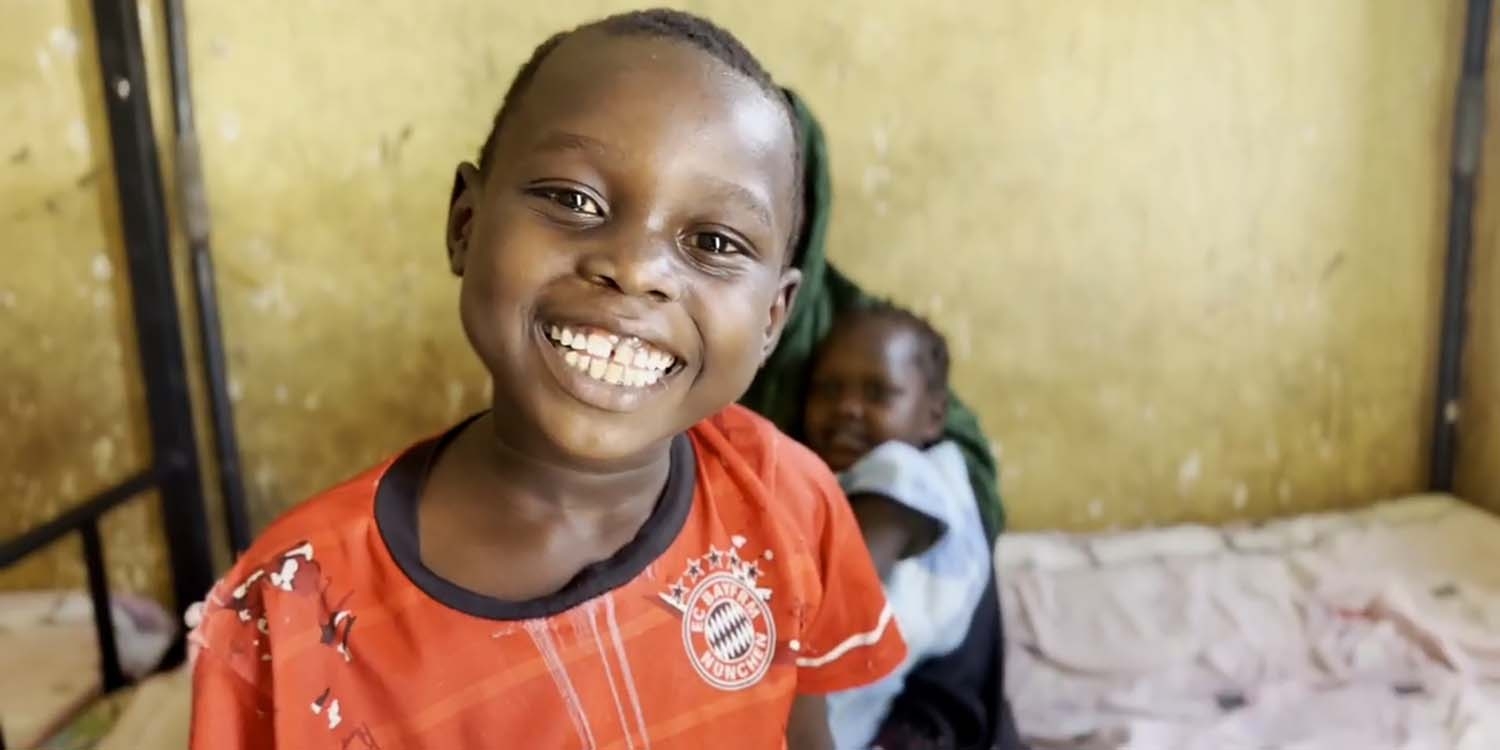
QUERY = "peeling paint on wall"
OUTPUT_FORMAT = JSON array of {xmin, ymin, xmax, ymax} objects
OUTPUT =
[
  {"xmin": 1, "ymin": 2, "xmax": 174, "ymax": 598},
  {"xmin": 0, "ymin": 1, "xmax": 1469, "ymax": 599}
]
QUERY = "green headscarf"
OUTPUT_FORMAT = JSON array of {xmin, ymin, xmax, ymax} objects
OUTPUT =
[{"xmin": 740, "ymin": 89, "xmax": 1005, "ymax": 538}]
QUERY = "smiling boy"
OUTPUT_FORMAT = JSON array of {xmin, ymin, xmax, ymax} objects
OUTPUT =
[{"xmin": 188, "ymin": 9, "xmax": 903, "ymax": 750}]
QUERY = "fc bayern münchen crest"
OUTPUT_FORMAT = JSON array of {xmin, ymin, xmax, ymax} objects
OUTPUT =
[{"xmin": 657, "ymin": 537, "xmax": 776, "ymax": 691}]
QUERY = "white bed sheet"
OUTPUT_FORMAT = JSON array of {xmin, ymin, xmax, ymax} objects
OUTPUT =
[
  {"xmin": 998, "ymin": 495, "xmax": 1500, "ymax": 750},
  {"xmin": 0, "ymin": 590, "xmax": 173, "ymax": 748}
]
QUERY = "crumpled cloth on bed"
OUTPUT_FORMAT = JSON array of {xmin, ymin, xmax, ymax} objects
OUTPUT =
[
  {"xmin": 999, "ymin": 495, "xmax": 1500, "ymax": 750},
  {"xmin": 0, "ymin": 589, "xmax": 175, "ymax": 679}
]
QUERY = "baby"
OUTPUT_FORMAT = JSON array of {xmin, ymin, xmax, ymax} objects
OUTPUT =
[{"xmin": 804, "ymin": 302, "xmax": 993, "ymax": 749}]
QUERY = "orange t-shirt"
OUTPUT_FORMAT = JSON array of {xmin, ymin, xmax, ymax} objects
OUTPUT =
[{"xmin": 191, "ymin": 405, "xmax": 905, "ymax": 749}]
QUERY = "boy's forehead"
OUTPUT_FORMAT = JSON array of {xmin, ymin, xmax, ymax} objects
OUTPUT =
[
  {"xmin": 522, "ymin": 32, "xmax": 764, "ymax": 116},
  {"xmin": 826, "ymin": 319, "xmax": 924, "ymax": 368},
  {"xmin": 497, "ymin": 33, "xmax": 796, "ymax": 224},
  {"xmin": 838, "ymin": 315, "xmax": 909, "ymax": 344}
]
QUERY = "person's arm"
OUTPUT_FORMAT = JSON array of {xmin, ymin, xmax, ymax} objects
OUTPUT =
[
  {"xmin": 188, "ymin": 571, "xmax": 277, "ymax": 749},
  {"xmin": 849, "ymin": 492, "xmax": 941, "ymax": 581},
  {"xmin": 786, "ymin": 694, "xmax": 834, "ymax": 750},
  {"xmin": 840, "ymin": 441, "xmax": 961, "ymax": 583}
]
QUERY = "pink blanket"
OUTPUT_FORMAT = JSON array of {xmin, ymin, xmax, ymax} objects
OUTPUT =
[{"xmin": 998, "ymin": 496, "xmax": 1500, "ymax": 750}]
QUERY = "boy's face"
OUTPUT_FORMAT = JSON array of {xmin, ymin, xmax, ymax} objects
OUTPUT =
[
  {"xmin": 447, "ymin": 33, "xmax": 801, "ymax": 468},
  {"xmin": 803, "ymin": 319, "xmax": 946, "ymax": 473}
]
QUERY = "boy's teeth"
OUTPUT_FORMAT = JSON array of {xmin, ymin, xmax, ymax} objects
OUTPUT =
[
  {"xmin": 548, "ymin": 324, "xmax": 678, "ymax": 388},
  {"xmin": 563, "ymin": 351, "xmax": 666, "ymax": 390}
]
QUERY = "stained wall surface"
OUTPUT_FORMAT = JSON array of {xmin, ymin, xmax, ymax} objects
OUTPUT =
[
  {"xmin": 1456, "ymin": 26, "xmax": 1499, "ymax": 513},
  {"xmin": 2, "ymin": 1, "xmax": 168, "ymax": 597},
  {"xmin": 1, "ymin": 1, "xmax": 1465, "ymax": 596}
]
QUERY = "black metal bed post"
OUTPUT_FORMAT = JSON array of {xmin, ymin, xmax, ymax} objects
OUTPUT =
[
  {"xmin": 163, "ymin": 0, "xmax": 252, "ymax": 556},
  {"xmin": 1431, "ymin": 0, "xmax": 1494, "ymax": 492},
  {"xmin": 0, "ymin": 469, "xmax": 160, "ymax": 711},
  {"xmin": 89, "ymin": 0, "xmax": 216, "ymax": 664}
]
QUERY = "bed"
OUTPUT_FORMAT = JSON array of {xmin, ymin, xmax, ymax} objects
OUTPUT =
[
  {"xmin": 0, "ymin": 590, "xmax": 173, "ymax": 749},
  {"xmin": 999, "ymin": 494, "xmax": 1500, "ymax": 750},
  {"xmin": 41, "ymin": 667, "xmax": 190, "ymax": 750},
  {"xmin": 11, "ymin": 494, "xmax": 1493, "ymax": 749}
]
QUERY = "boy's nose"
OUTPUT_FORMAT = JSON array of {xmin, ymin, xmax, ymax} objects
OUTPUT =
[
  {"xmin": 578, "ymin": 235, "xmax": 683, "ymax": 303},
  {"xmin": 834, "ymin": 393, "xmax": 864, "ymax": 418}
]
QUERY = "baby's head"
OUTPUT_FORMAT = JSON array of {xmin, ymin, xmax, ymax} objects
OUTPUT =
[
  {"xmin": 445, "ymin": 9, "xmax": 805, "ymax": 467},
  {"xmin": 804, "ymin": 303, "xmax": 950, "ymax": 472}
]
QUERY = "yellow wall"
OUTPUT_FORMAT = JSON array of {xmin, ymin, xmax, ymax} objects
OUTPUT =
[
  {"xmin": 1, "ymin": 1, "xmax": 169, "ymax": 596},
  {"xmin": 0, "ymin": 1, "xmax": 1466, "ymax": 595},
  {"xmin": 1457, "ymin": 33, "xmax": 1499, "ymax": 512}
]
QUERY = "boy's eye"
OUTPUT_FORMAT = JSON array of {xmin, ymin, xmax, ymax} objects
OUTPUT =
[
  {"xmin": 543, "ymin": 189, "xmax": 603, "ymax": 217},
  {"xmin": 686, "ymin": 232, "xmax": 743, "ymax": 255}
]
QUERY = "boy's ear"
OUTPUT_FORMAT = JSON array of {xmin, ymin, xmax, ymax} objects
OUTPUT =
[
  {"xmin": 760, "ymin": 268, "xmax": 802, "ymax": 363},
  {"xmin": 446, "ymin": 163, "xmax": 482, "ymax": 276}
]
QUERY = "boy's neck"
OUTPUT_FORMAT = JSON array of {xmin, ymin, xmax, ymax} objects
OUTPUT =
[
  {"xmin": 415, "ymin": 410, "xmax": 679, "ymax": 603},
  {"xmin": 453, "ymin": 410, "xmax": 674, "ymax": 519}
]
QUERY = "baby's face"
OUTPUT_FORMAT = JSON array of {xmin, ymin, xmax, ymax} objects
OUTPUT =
[
  {"xmin": 447, "ymin": 32, "xmax": 801, "ymax": 468},
  {"xmin": 804, "ymin": 319, "xmax": 945, "ymax": 472}
]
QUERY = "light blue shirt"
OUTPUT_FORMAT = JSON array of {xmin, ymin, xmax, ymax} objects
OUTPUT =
[{"xmin": 825, "ymin": 440, "xmax": 992, "ymax": 749}]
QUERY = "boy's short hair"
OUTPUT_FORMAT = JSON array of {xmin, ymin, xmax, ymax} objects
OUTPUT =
[
  {"xmin": 836, "ymin": 300, "xmax": 951, "ymax": 398},
  {"xmin": 476, "ymin": 8, "xmax": 807, "ymax": 260}
]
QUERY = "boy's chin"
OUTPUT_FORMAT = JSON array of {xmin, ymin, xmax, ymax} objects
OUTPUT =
[
  {"xmin": 527, "ymin": 407, "xmax": 683, "ymax": 469},
  {"xmin": 813, "ymin": 445, "xmax": 862, "ymax": 474}
]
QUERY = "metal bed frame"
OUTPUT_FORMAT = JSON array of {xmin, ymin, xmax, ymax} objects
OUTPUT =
[
  {"xmin": 0, "ymin": 0, "xmax": 1490, "ymax": 748},
  {"xmin": 0, "ymin": 0, "xmax": 249, "ymax": 746}
]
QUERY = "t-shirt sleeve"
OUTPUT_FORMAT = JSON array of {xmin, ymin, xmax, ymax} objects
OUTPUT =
[
  {"xmin": 189, "ymin": 566, "xmax": 279, "ymax": 749},
  {"xmin": 792, "ymin": 459, "xmax": 908, "ymax": 694},
  {"xmin": 191, "ymin": 648, "xmax": 276, "ymax": 749},
  {"xmin": 840, "ymin": 441, "xmax": 963, "ymax": 535}
]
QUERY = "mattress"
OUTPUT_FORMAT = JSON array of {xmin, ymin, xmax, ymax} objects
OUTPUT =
[
  {"xmin": 17, "ymin": 495, "xmax": 1499, "ymax": 749},
  {"xmin": 998, "ymin": 494, "xmax": 1500, "ymax": 750},
  {"xmin": 0, "ymin": 590, "xmax": 172, "ymax": 749}
]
